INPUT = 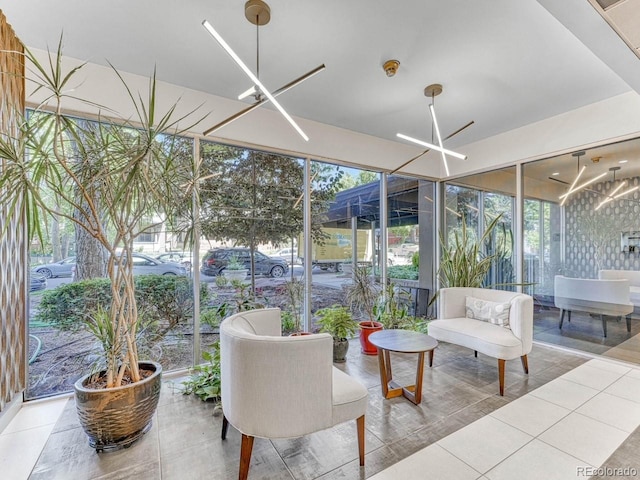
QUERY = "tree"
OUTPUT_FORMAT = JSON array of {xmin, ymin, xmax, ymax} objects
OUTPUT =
[{"xmin": 197, "ymin": 143, "xmax": 342, "ymax": 290}]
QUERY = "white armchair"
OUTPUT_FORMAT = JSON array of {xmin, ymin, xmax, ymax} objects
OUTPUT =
[
  {"xmin": 554, "ymin": 275, "xmax": 633, "ymax": 337},
  {"xmin": 428, "ymin": 287, "xmax": 534, "ymax": 396},
  {"xmin": 219, "ymin": 308, "xmax": 368, "ymax": 480}
]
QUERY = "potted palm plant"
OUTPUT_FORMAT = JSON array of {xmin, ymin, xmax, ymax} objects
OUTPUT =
[
  {"xmin": 316, "ymin": 305, "xmax": 359, "ymax": 362},
  {"xmin": 223, "ymin": 254, "xmax": 248, "ymax": 282},
  {"xmin": 0, "ymin": 39, "xmax": 201, "ymax": 451},
  {"xmin": 344, "ymin": 264, "xmax": 382, "ymax": 354}
]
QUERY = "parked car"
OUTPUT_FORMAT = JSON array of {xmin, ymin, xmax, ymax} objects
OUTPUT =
[
  {"xmin": 73, "ymin": 252, "xmax": 187, "ymax": 279},
  {"xmin": 271, "ymin": 247, "xmax": 301, "ymax": 265},
  {"xmin": 33, "ymin": 257, "xmax": 76, "ymax": 278},
  {"xmin": 131, "ymin": 252, "xmax": 187, "ymax": 276},
  {"xmin": 30, "ymin": 272, "xmax": 47, "ymax": 292},
  {"xmin": 200, "ymin": 247, "xmax": 288, "ymax": 277},
  {"xmin": 155, "ymin": 251, "xmax": 193, "ymax": 269}
]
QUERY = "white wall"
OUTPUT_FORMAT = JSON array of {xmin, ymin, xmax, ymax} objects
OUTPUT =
[{"xmin": 26, "ymin": 49, "xmax": 640, "ymax": 179}]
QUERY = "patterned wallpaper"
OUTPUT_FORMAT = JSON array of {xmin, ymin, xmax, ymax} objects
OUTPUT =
[{"xmin": 564, "ymin": 175, "xmax": 640, "ymax": 278}]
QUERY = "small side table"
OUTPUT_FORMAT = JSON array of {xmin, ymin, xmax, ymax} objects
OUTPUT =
[{"xmin": 368, "ymin": 330, "xmax": 438, "ymax": 405}]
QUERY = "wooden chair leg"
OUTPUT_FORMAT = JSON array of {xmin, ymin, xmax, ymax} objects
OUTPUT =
[
  {"xmin": 357, "ymin": 415, "xmax": 365, "ymax": 466},
  {"xmin": 601, "ymin": 314, "xmax": 607, "ymax": 337},
  {"xmin": 559, "ymin": 309, "xmax": 565, "ymax": 329},
  {"xmin": 627, "ymin": 314, "xmax": 632, "ymax": 333},
  {"xmin": 222, "ymin": 414, "xmax": 229, "ymax": 440},
  {"xmin": 520, "ymin": 354, "xmax": 529, "ymax": 374},
  {"xmin": 474, "ymin": 350, "xmax": 478, "ymax": 358},
  {"xmin": 239, "ymin": 434, "xmax": 254, "ymax": 480},
  {"xmin": 498, "ymin": 359, "xmax": 506, "ymax": 396}
]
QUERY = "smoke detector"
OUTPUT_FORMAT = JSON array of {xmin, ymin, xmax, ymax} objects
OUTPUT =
[{"xmin": 383, "ymin": 59, "xmax": 400, "ymax": 77}]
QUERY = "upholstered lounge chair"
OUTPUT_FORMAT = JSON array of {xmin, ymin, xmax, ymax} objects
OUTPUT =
[
  {"xmin": 554, "ymin": 275, "xmax": 633, "ymax": 337},
  {"xmin": 428, "ymin": 287, "xmax": 534, "ymax": 396},
  {"xmin": 219, "ymin": 308, "xmax": 368, "ymax": 480}
]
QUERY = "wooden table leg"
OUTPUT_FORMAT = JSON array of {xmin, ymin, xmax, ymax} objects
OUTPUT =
[
  {"xmin": 377, "ymin": 348, "xmax": 429, "ymax": 404},
  {"xmin": 377, "ymin": 348, "xmax": 390, "ymax": 398}
]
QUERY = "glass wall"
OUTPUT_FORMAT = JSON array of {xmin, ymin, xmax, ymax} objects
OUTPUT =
[
  {"xmin": 524, "ymin": 138, "xmax": 640, "ymax": 361},
  {"xmin": 387, "ymin": 175, "xmax": 436, "ymax": 317},
  {"xmin": 443, "ymin": 167, "xmax": 517, "ymax": 291},
  {"xmin": 27, "ymin": 115, "xmax": 196, "ymax": 399}
]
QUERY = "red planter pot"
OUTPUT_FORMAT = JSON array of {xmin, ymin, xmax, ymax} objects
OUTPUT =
[{"xmin": 359, "ymin": 321, "xmax": 383, "ymax": 355}]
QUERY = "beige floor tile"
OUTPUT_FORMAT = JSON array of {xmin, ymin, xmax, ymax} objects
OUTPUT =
[
  {"xmin": 585, "ymin": 358, "xmax": 632, "ymax": 375},
  {"xmin": 605, "ymin": 375, "xmax": 640, "ymax": 404},
  {"xmin": 369, "ymin": 443, "xmax": 482, "ymax": 480},
  {"xmin": 576, "ymin": 392, "xmax": 640, "ymax": 433},
  {"xmin": 529, "ymin": 378, "xmax": 599, "ymax": 410},
  {"xmin": 485, "ymin": 439, "xmax": 589, "ymax": 480},
  {"xmin": 0, "ymin": 424, "xmax": 56, "ymax": 480},
  {"xmin": 490, "ymin": 394, "xmax": 570, "ymax": 436},
  {"xmin": 437, "ymin": 415, "xmax": 532, "ymax": 474},
  {"xmin": 2, "ymin": 397, "xmax": 68, "ymax": 434},
  {"xmin": 560, "ymin": 364, "xmax": 625, "ymax": 391},
  {"xmin": 538, "ymin": 413, "xmax": 628, "ymax": 467}
]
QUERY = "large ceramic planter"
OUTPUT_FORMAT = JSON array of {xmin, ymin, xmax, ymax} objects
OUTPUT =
[
  {"xmin": 333, "ymin": 338, "xmax": 350, "ymax": 363},
  {"xmin": 74, "ymin": 360, "xmax": 162, "ymax": 452},
  {"xmin": 223, "ymin": 269, "xmax": 248, "ymax": 282},
  {"xmin": 359, "ymin": 321, "xmax": 383, "ymax": 355}
]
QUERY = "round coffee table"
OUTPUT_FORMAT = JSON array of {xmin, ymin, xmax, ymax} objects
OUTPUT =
[{"xmin": 368, "ymin": 330, "xmax": 438, "ymax": 405}]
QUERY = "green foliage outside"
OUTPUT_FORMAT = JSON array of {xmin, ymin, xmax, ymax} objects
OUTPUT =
[
  {"xmin": 35, "ymin": 275, "xmax": 209, "ymax": 333},
  {"xmin": 387, "ymin": 264, "xmax": 419, "ymax": 280},
  {"xmin": 181, "ymin": 343, "xmax": 221, "ymax": 402}
]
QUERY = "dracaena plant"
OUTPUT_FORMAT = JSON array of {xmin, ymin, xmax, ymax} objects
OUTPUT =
[{"xmin": 0, "ymin": 37, "xmax": 202, "ymax": 388}]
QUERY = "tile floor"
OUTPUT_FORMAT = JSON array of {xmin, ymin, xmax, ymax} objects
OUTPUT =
[
  {"xmin": 1, "ymin": 341, "xmax": 639, "ymax": 479},
  {"xmin": 370, "ymin": 358, "xmax": 640, "ymax": 480}
]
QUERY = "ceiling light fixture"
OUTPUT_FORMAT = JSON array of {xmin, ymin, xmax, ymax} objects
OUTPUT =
[
  {"xmin": 595, "ymin": 166, "xmax": 639, "ymax": 211},
  {"xmin": 383, "ymin": 59, "xmax": 400, "ymax": 77},
  {"xmin": 202, "ymin": 0, "xmax": 325, "ymax": 140},
  {"xmin": 559, "ymin": 151, "xmax": 607, "ymax": 206},
  {"xmin": 396, "ymin": 84, "xmax": 468, "ymax": 177}
]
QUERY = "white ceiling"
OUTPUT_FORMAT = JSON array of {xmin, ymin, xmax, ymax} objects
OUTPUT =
[{"xmin": 3, "ymin": 0, "xmax": 640, "ymax": 176}]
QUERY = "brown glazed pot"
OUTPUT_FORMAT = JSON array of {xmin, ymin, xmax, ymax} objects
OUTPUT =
[
  {"xmin": 359, "ymin": 321, "xmax": 383, "ymax": 355},
  {"xmin": 74, "ymin": 361, "xmax": 162, "ymax": 452}
]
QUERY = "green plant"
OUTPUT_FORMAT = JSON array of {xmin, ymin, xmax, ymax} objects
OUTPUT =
[
  {"xmin": 438, "ymin": 214, "xmax": 505, "ymax": 288},
  {"xmin": 200, "ymin": 303, "xmax": 229, "ymax": 328},
  {"xmin": 182, "ymin": 342, "xmax": 221, "ymax": 402},
  {"xmin": 387, "ymin": 264, "xmax": 418, "ymax": 280},
  {"xmin": 411, "ymin": 251, "xmax": 419, "ymax": 268},
  {"xmin": 214, "ymin": 275, "xmax": 228, "ymax": 288},
  {"xmin": 373, "ymin": 283, "xmax": 411, "ymax": 329},
  {"xmin": 281, "ymin": 310, "xmax": 297, "ymax": 334},
  {"xmin": 35, "ymin": 276, "xmax": 208, "ymax": 333},
  {"xmin": 282, "ymin": 278, "xmax": 304, "ymax": 332},
  {"xmin": 344, "ymin": 264, "xmax": 381, "ymax": 321},
  {"xmin": 226, "ymin": 254, "xmax": 244, "ymax": 270},
  {"xmin": 316, "ymin": 305, "xmax": 358, "ymax": 340},
  {"xmin": 0, "ymin": 37, "xmax": 202, "ymax": 388}
]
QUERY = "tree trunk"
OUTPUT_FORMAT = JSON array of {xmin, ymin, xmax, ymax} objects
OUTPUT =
[
  {"xmin": 51, "ymin": 215, "xmax": 62, "ymax": 262},
  {"xmin": 74, "ymin": 215, "xmax": 107, "ymax": 280}
]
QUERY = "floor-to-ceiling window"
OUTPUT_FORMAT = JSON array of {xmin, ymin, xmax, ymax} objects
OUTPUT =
[
  {"xmin": 523, "ymin": 138, "xmax": 640, "ymax": 363},
  {"xmin": 443, "ymin": 166, "xmax": 516, "ymax": 291}
]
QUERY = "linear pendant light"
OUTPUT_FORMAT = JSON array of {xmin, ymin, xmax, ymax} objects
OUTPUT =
[
  {"xmin": 595, "ymin": 167, "xmax": 639, "ymax": 211},
  {"xmin": 202, "ymin": 19, "xmax": 309, "ymax": 141},
  {"xmin": 396, "ymin": 84, "xmax": 467, "ymax": 177}
]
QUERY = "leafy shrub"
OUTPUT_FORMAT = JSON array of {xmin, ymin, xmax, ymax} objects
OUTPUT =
[
  {"xmin": 35, "ymin": 275, "xmax": 209, "ymax": 333},
  {"xmin": 387, "ymin": 265, "xmax": 419, "ymax": 280},
  {"xmin": 411, "ymin": 251, "xmax": 419, "ymax": 268},
  {"xmin": 181, "ymin": 342, "xmax": 221, "ymax": 402}
]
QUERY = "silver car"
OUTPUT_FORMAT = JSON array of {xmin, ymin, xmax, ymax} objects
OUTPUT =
[
  {"xmin": 33, "ymin": 257, "xmax": 76, "ymax": 278},
  {"xmin": 131, "ymin": 253, "xmax": 187, "ymax": 276}
]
